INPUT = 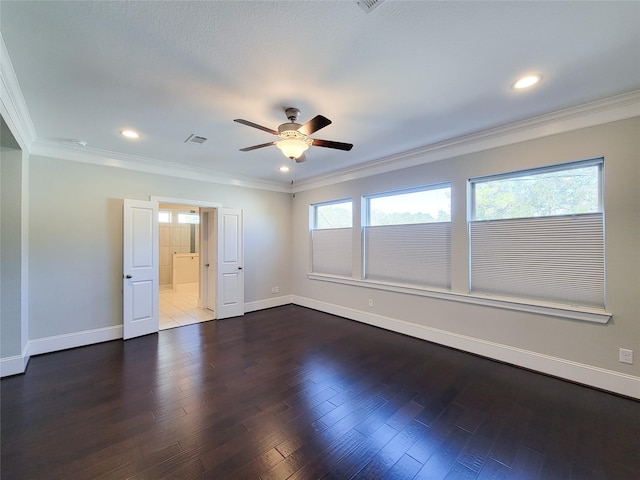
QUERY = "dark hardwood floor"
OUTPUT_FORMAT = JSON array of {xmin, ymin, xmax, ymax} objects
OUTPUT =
[{"xmin": 1, "ymin": 305, "xmax": 638, "ymax": 479}]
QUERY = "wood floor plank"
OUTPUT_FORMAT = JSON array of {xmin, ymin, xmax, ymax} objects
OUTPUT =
[{"xmin": 2, "ymin": 305, "xmax": 638, "ymax": 480}]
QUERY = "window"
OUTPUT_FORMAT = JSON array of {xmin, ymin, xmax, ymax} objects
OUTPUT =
[
  {"xmin": 364, "ymin": 184, "xmax": 451, "ymax": 288},
  {"xmin": 310, "ymin": 200, "xmax": 352, "ymax": 276},
  {"xmin": 314, "ymin": 201, "xmax": 352, "ymax": 229},
  {"xmin": 158, "ymin": 210, "xmax": 172, "ymax": 224},
  {"xmin": 178, "ymin": 212, "xmax": 200, "ymax": 224},
  {"xmin": 469, "ymin": 159, "xmax": 604, "ymax": 308},
  {"xmin": 369, "ymin": 187, "xmax": 451, "ymax": 225}
]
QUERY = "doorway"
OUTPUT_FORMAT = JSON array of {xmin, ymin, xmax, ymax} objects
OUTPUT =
[
  {"xmin": 158, "ymin": 203, "xmax": 213, "ymax": 330},
  {"xmin": 123, "ymin": 197, "xmax": 243, "ymax": 339}
]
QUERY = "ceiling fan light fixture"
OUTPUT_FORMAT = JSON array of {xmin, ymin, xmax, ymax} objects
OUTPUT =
[{"xmin": 276, "ymin": 138, "xmax": 309, "ymax": 160}]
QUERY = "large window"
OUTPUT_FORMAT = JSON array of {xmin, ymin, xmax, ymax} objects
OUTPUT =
[
  {"xmin": 310, "ymin": 200, "xmax": 352, "ymax": 276},
  {"xmin": 364, "ymin": 184, "xmax": 451, "ymax": 288},
  {"xmin": 469, "ymin": 158, "xmax": 604, "ymax": 307}
]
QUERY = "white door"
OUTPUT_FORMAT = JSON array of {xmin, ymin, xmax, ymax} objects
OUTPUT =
[
  {"xmin": 216, "ymin": 208, "xmax": 244, "ymax": 319},
  {"xmin": 123, "ymin": 199, "xmax": 159, "ymax": 339},
  {"xmin": 198, "ymin": 208, "xmax": 216, "ymax": 311},
  {"xmin": 206, "ymin": 209, "xmax": 217, "ymax": 310}
]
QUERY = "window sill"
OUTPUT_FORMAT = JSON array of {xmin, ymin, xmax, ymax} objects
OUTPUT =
[{"xmin": 307, "ymin": 273, "xmax": 612, "ymax": 324}]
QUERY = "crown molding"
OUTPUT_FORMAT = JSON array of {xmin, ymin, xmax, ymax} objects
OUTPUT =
[
  {"xmin": 30, "ymin": 140, "xmax": 292, "ymax": 193},
  {"xmin": 293, "ymin": 90, "xmax": 640, "ymax": 192},
  {"xmin": 0, "ymin": 32, "xmax": 37, "ymax": 150},
  {"xmin": 3, "ymin": 25, "xmax": 637, "ymax": 196}
]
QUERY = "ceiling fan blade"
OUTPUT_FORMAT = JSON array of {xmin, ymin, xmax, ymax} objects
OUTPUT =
[
  {"xmin": 234, "ymin": 119, "xmax": 278, "ymax": 136},
  {"xmin": 311, "ymin": 138, "xmax": 353, "ymax": 151},
  {"xmin": 239, "ymin": 141, "xmax": 276, "ymax": 152},
  {"xmin": 294, "ymin": 153, "xmax": 307, "ymax": 163},
  {"xmin": 297, "ymin": 115, "xmax": 332, "ymax": 136}
]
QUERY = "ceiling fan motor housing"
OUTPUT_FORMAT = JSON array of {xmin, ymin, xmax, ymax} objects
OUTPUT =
[
  {"xmin": 278, "ymin": 122, "xmax": 302, "ymax": 135},
  {"xmin": 284, "ymin": 107, "xmax": 300, "ymax": 122}
]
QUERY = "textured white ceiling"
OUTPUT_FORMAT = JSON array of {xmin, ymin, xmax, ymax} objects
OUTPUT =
[{"xmin": 2, "ymin": 1, "xmax": 639, "ymax": 186}]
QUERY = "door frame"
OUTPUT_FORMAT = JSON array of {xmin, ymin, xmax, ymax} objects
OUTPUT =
[{"xmin": 150, "ymin": 196, "xmax": 223, "ymax": 319}]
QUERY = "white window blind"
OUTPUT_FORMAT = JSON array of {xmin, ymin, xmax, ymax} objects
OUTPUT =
[
  {"xmin": 311, "ymin": 228, "xmax": 352, "ymax": 276},
  {"xmin": 364, "ymin": 222, "xmax": 451, "ymax": 288},
  {"xmin": 470, "ymin": 213, "xmax": 604, "ymax": 308}
]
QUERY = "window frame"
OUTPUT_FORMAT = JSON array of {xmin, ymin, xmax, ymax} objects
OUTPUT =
[
  {"xmin": 468, "ymin": 157, "xmax": 605, "ymax": 308},
  {"xmin": 310, "ymin": 198, "xmax": 353, "ymax": 230},
  {"xmin": 365, "ymin": 183, "xmax": 452, "ymax": 226},
  {"xmin": 309, "ymin": 198, "xmax": 354, "ymax": 277},
  {"xmin": 469, "ymin": 158, "xmax": 603, "ymax": 222},
  {"xmin": 362, "ymin": 183, "xmax": 452, "ymax": 289}
]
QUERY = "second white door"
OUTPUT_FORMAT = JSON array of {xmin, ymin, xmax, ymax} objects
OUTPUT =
[{"xmin": 216, "ymin": 208, "xmax": 244, "ymax": 319}]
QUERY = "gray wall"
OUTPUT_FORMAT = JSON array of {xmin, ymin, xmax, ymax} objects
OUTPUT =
[
  {"xmin": 28, "ymin": 156, "xmax": 292, "ymax": 340},
  {"xmin": 1, "ymin": 148, "xmax": 23, "ymax": 357},
  {"xmin": 291, "ymin": 118, "xmax": 640, "ymax": 376}
]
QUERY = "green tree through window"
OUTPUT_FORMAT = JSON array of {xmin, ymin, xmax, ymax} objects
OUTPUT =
[{"xmin": 473, "ymin": 165, "xmax": 600, "ymax": 220}]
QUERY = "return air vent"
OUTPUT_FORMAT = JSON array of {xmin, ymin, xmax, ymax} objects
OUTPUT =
[
  {"xmin": 184, "ymin": 134, "xmax": 207, "ymax": 144},
  {"xmin": 356, "ymin": 0, "xmax": 385, "ymax": 14}
]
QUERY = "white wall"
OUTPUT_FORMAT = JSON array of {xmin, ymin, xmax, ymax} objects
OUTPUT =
[
  {"xmin": 291, "ymin": 118, "xmax": 640, "ymax": 397},
  {"xmin": 28, "ymin": 156, "xmax": 292, "ymax": 340}
]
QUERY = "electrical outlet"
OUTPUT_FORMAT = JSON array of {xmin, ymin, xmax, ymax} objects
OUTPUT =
[
  {"xmin": 368, "ymin": 299, "xmax": 374, "ymax": 308},
  {"xmin": 274, "ymin": 286, "xmax": 279, "ymax": 293},
  {"xmin": 619, "ymin": 348, "xmax": 634, "ymax": 365}
]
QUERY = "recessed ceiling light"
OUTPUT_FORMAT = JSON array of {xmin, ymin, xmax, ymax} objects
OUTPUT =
[
  {"xmin": 513, "ymin": 74, "xmax": 542, "ymax": 90},
  {"xmin": 120, "ymin": 129, "xmax": 140, "ymax": 139},
  {"xmin": 279, "ymin": 166, "xmax": 290, "ymax": 173}
]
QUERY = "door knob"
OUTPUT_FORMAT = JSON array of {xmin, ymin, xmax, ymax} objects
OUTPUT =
[
  {"xmin": 238, "ymin": 267, "xmax": 243, "ymax": 270},
  {"xmin": 205, "ymin": 263, "xmax": 210, "ymax": 267},
  {"xmin": 125, "ymin": 274, "xmax": 132, "ymax": 279}
]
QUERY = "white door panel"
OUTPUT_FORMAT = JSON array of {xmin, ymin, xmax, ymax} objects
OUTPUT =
[
  {"xmin": 216, "ymin": 208, "xmax": 244, "ymax": 319},
  {"xmin": 123, "ymin": 199, "xmax": 158, "ymax": 339}
]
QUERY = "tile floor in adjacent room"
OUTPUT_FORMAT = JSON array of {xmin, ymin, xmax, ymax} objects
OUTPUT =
[{"xmin": 159, "ymin": 283, "xmax": 214, "ymax": 330}]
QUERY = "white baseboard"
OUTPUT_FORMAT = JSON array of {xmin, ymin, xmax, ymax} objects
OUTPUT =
[
  {"xmin": 1, "ymin": 297, "xmax": 290, "ymax": 378},
  {"xmin": 292, "ymin": 295, "xmax": 640, "ymax": 399},
  {"xmin": 28, "ymin": 325, "xmax": 123, "ymax": 357},
  {"xmin": 0, "ymin": 342, "xmax": 29, "ymax": 377},
  {"xmin": 244, "ymin": 295, "xmax": 293, "ymax": 313}
]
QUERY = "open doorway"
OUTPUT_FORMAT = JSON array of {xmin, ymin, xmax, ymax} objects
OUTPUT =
[
  {"xmin": 123, "ymin": 198, "xmax": 243, "ymax": 339},
  {"xmin": 158, "ymin": 203, "xmax": 213, "ymax": 330}
]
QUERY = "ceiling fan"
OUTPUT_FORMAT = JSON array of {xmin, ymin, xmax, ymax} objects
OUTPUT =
[{"xmin": 234, "ymin": 108, "xmax": 353, "ymax": 163}]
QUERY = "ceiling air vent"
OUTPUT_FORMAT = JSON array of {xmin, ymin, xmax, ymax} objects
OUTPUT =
[
  {"xmin": 356, "ymin": 0, "xmax": 385, "ymax": 14},
  {"xmin": 184, "ymin": 134, "xmax": 207, "ymax": 144}
]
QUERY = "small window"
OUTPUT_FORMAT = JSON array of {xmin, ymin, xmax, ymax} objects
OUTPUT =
[
  {"xmin": 314, "ymin": 200, "xmax": 352, "ymax": 229},
  {"xmin": 178, "ymin": 212, "xmax": 200, "ymax": 224},
  {"xmin": 158, "ymin": 210, "xmax": 172, "ymax": 224},
  {"xmin": 310, "ymin": 200, "xmax": 353, "ymax": 277}
]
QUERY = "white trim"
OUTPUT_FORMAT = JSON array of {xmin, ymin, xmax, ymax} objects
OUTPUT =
[
  {"xmin": 0, "ymin": 297, "xmax": 292, "ymax": 377},
  {"xmin": 150, "ymin": 196, "xmax": 223, "ymax": 209},
  {"xmin": 0, "ymin": 33, "xmax": 37, "ymax": 150},
  {"xmin": 294, "ymin": 90, "xmax": 640, "ymax": 192},
  {"xmin": 30, "ymin": 140, "xmax": 291, "ymax": 193},
  {"xmin": 0, "ymin": 342, "xmax": 30, "ymax": 377},
  {"xmin": 291, "ymin": 295, "xmax": 639, "ymax": 399},
  {"xmin": 2, "ymin": 29, "xmax": 638, "ymax": 196},
  {"xmin": 244, "ymin": 295, "xmax": 293, "ymax": 313},
  {"xmin": 28, "ymin": 325, "xmax": 123, "ymax": 357},
  {"xmin": 307, "ymin": 273, "xmax": 611, "ymax": 324}
]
